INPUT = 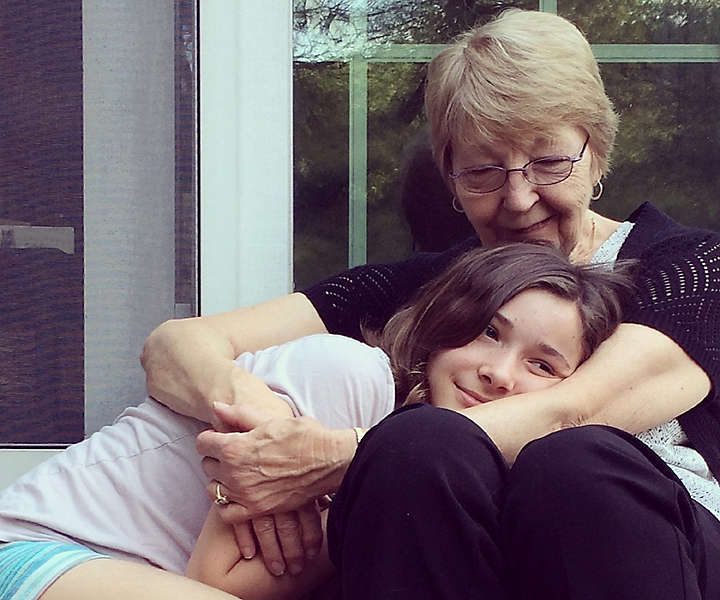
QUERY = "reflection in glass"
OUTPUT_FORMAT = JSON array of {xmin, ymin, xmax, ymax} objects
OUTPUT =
[
  {"xmin": 601, "ymin": 63, "xmax": 720, "ymax": 231},
  {"xmin": 367, "ymin": 62, "xmax": 473, "ymax": 264},
  {"xmin": 294, "ymin": 0, "xmax": 535, "ymax": 56},
  {"xmin": 560, "ymin": 0, "xmax": 720, "ymax": 44},
  {"xmin": 293, "ymin": 63, "xmax": 350, "ymax": 289}
]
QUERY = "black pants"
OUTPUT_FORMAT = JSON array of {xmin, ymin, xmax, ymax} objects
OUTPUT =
[{"xmin": 327, "ymin": 403, "xmax": 720, "ymax": 599}]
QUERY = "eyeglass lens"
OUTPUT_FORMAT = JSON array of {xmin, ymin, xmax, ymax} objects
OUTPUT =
[{"xmin": 459, "ymin": 157, "xmax": 575, "ymax": 193}]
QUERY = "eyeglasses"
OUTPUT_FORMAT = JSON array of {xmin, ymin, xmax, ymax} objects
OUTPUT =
[{"xmin": 449, "ymin": 135, "xmax": 590, "ymax": 194}]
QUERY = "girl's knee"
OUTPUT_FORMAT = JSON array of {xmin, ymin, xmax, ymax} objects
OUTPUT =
[{"xmin": 506, "ymin": 425, "xmax": 674, "ymax": 516}]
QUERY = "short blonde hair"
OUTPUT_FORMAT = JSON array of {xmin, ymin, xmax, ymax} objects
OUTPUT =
[{"xmin": 425, "ymin": 9, "xmax": 618, "ymax": 185}]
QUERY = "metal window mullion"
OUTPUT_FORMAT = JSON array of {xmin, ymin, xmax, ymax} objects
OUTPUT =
[
  {"xmin": 593, "ymin": 44, "xmax": 720, "ymax": 63},
  {"xmin": 361, "ymin": 43, "xmax": 720, "ymax": 63},
  {"xmin": 348, "ymin": 56, "xmax": 368, "ymax": 268}
]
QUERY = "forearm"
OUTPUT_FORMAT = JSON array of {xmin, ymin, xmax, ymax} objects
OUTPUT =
[
  {"xmin": 142, "ymin": 317, "xmax": 239, "ymax": 422},
  {"xmin": 187, "ymin": 507, "xmax": 334, "ymax": 600},
  {"xmin": 463, "ymin": 323, "xmax": 711, "ymax": 463},
  {"xmin": 141, "ymin": 293, "xmax": 328, "ymax": 422}
]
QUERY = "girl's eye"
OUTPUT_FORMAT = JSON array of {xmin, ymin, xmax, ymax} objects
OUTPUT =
[
  {"xmin": 530, "ymin": 361, "xmax": 556, "ymax": 376},
  {"xmin": 484, "ymin": 325, "xmax": 498, "ymax": 340}
]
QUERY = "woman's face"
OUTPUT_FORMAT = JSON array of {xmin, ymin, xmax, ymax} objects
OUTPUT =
[
  {"xmin": 451, "ymin": 126, "xmax": 599, "ymax": 258},
  {"xmin": 426, "ymin": 288, "xmax": 584, "ymax": 411}
]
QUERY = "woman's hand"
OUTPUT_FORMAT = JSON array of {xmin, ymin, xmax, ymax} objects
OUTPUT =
[
  {"xmin": 198, "ymin": 403, "xmax": 357, "ymax": 517},
  {"xmin": 229, "ymin": 504, "xmax": 324, "ymax": 577},
  {"xmin": 199, "ymin": 403, "xmax": 357, "ymax": 575}
]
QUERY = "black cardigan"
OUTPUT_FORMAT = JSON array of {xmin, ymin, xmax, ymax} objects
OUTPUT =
[
  {"xmin": 619, "ymin": 202, "xmax": 720, "ymax": 479},
  {"xmin": 303, "ymin": 202, "xmax": 720, "ymax": 477}
]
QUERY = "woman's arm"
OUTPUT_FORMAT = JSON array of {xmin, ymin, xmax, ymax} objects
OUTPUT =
[
  {"xmin": 461, "ymin": 322, "xmax": 711, "ymax": 463},
  {"xmin": 141, "ymin": 293, "xmax": 327, "ymax": 423},
  {"xmin": 186, "ymin": 506, "xmax": 334, "ymax": 600}
]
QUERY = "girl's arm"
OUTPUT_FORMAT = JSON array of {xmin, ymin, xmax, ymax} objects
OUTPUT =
[
  {"xmin": 186, "ymin": 506, "xmax": 335, "ymax": 600},
  {"xmin": 141, "ymin": 293, "xmax": 327, "ymax": 424},
  {"xmin": 195, "ymin": 323, "xmax": 710, "ymax": 521},
  {"xmin": 462, "ymin": 323, "xmax": 711, "ymax": 463}
]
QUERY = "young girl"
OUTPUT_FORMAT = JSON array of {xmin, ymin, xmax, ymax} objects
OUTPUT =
[
  {"xmin": 0, "ymin": 244, "xmax": 632, "ymax": 600},
  {"xmin": 187, "ymin": 243, "xmax": 634, "ymax": 599}
]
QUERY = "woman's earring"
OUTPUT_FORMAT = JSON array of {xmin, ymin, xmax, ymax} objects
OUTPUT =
[
  {"xmin": 591, "ymin": 180, "xmax": 603, "ymax": 201},
  {"xmin": 452, "ymin": 197, "xmax": 465, "ymax": 213}
]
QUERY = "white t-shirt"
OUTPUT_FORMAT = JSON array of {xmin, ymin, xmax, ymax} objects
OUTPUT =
[{"xmin": 0, "ymin": 334, "xmax": 395, "ymax": 573}]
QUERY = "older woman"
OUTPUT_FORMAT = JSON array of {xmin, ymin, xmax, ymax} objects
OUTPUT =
[{"xmin": 142, "ymin": 9, "xmax": 720, "ymax": 599}]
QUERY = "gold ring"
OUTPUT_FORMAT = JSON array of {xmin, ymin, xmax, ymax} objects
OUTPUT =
[{"xmin": 214, "ymin": 482, "xmax": 230, "ymax": 505}]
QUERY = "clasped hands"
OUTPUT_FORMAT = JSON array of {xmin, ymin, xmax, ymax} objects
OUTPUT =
[{"xmin": 197, "ymin": 402, "xmax": 355, "ymax": 577}]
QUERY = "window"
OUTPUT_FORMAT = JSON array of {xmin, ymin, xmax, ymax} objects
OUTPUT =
[
  {"xmin": 0, "ymin": 0, "xmax": 198, "ymax": 445},
  {"xmin": 292, "ymin": 0, "xmax": 720, "ymax": 289}
]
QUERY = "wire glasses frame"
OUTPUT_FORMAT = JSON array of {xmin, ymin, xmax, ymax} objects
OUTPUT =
[{"xmin": 449, "ymin": 135, "xmax": 590, "ymax": 194}]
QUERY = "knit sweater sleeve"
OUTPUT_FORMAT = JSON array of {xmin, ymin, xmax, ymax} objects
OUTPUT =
[
  {"xmin": 620, "ymin": 231, "xmax": 720, "ymax": 399},
  {"xmin": 619, "ymin": 206, "xmax": 720, "ymax": 477},
  {"xmin": 300, "ymin": 237, "xmax": 480, "ymax": 340}
]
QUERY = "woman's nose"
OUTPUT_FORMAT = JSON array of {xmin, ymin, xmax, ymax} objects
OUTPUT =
[{"xmin": 501, "ymin": 170, "xmax": 538, "ymax": 213}]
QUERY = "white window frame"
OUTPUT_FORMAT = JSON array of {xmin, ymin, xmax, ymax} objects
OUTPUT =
[
  {"xmin": 0, "ymin": 0, "xmax": 294, "ymax": 489},
  {"xmin": 199, "ymin": 0, "xmax": 294, "ymax": 314}
]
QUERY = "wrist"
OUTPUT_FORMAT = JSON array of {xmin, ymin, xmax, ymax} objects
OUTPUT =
[{"xmin": 324, "ymin": 427, "xmax": 360, "ymax": 491}]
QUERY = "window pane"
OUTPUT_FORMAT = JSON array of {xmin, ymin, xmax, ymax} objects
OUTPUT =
[
  {"xmin": 367, "ymin": 62, "xmax": 472, "ymax": 264},
  {"xmin": 293, "ymin": 63, "xmax": 350, "ymax": 289},
  {"xmin": 0, "ymin": 1, "xmax": 198, "ymax": 445},
  {"xmin": 560, "ymin": 0, "xmax": 720, "ymax": 44},
  {"xmin": 366, "ymin": 0, "xmax": 538, "ymax": 44},
  {"xmin": 0, "ymin": 1, "xmax": 84, "ymax": 444},
  {"xmin": 601, "ymin": 63, "xmax": 720, "ymax": 229}
]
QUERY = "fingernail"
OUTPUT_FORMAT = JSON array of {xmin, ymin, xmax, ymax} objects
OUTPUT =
[
  {"xmin": 213, "ymin": 401, "xmax": 231, "ymax": 409},
  {"xmin": 289, "ymin": 562, "xmax": 303, "ymax": 576},
  {"xmin": 241, "ymin": 547, "xmax": 255, "ymax": 560},
  {"xmin": 271, "ymin": 561, "xmax": 285, "ymax": 576}
]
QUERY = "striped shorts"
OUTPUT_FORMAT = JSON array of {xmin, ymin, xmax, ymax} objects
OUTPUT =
[{"xmin": 0, "ymin": 540, "xmax": 108, "ymax": 600}]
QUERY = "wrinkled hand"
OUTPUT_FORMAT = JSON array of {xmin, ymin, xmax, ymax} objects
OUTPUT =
[
  {"xmin": 199, "ymin": 402, "xmax": 356, "ymax": 576},
  {"xmin": 198, "ymin": 402, "xmax": 355, "ymax": 519},
  {"xmin": 229, "ymin": 503, "xmax": 323, "ymax": 577}
]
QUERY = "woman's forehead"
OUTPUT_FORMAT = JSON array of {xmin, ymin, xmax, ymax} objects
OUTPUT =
[{"xmin": 453, "ymin": 126, "xmax": 582, "ymax": 158}]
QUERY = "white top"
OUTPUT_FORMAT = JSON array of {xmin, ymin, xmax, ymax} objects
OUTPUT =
[
  {"xmin": 592, "ymin": 221, "xmax": 720, "ymax": 520},
  {"xmin": 0, "ymin": 334, "xmax": 395, "ymax": 573}
]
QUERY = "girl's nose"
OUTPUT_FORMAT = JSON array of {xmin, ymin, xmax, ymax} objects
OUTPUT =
[{"xmin": 477, "ymin": 358, "xmax": 515, "ymax": 395}]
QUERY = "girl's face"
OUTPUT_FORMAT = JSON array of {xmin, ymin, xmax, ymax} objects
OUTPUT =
[{"xmin": 426, "ymin": 288, "xmax": 584, "ymax": 411}]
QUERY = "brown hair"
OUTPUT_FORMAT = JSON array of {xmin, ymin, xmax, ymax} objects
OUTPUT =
[
  {"xmin": 368, "ymin": 243, "xmax": 635, "ymax": 406},
  {"xmin": 425, "ymin": 9, "xmax": 618, "ymax": 186}
]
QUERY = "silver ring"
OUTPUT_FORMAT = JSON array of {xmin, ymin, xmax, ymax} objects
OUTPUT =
[{"xmin": 214, "ymin": 481, "xmax": 230, "ymax": 505}]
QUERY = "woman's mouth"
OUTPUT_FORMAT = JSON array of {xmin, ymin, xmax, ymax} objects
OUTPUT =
[{"xmin": 505, "ymin": 215, "xmax": 554, "ymax": 237}]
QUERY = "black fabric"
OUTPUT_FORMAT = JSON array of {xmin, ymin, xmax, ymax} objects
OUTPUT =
[
  {"xmin": 619, "ymin": 203, "xmax": 720, "ymax": 483},
  {"xmin": 302, "ymin": 202, "xmax": 720, "ymax": 486},
  {"xmin": 327, "ymin": 403, "xmax": 510, "ymax": 600},
  {"xmin": 301, "ymin": 237, "xmax": 480, "ymax": 340},
  {"xmin": 328, "ymin": 404, "xmax": 720, "ymax": 600}
]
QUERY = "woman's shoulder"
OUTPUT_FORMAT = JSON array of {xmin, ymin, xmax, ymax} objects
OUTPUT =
[
  {"xmin": 299, "ymin": 236, "xmax": 480, "ymax": 338},
  {"xmin": 621, "ymin": 202, "xmax": 720, "ymax": 263}
]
